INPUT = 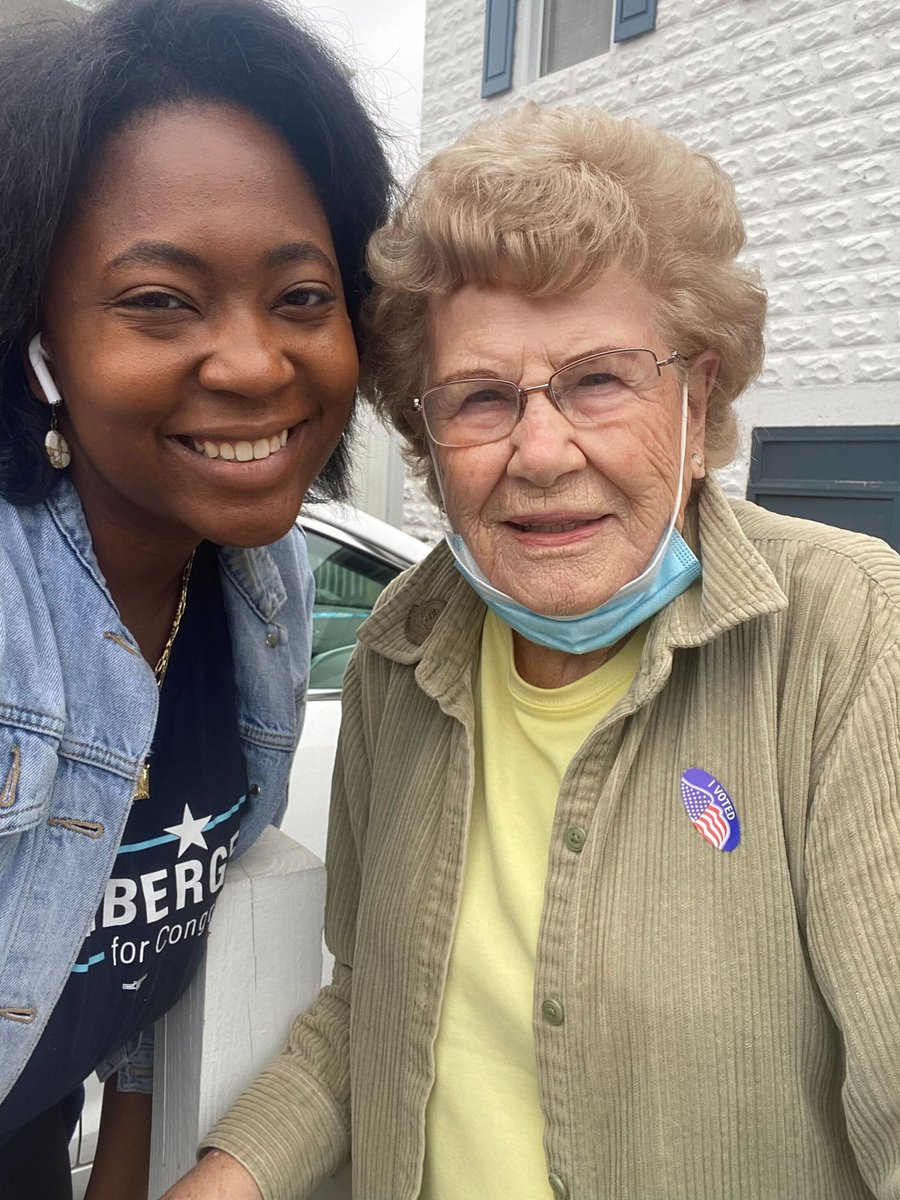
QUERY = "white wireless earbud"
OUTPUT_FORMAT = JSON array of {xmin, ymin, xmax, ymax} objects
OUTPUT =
[
  {"xmin": 28, "ymin": 333, "xmax": 72, "ymax": 469},
  {"xmin": 28, "ymin": 333, "xmax": 63, "ymax": 407}
]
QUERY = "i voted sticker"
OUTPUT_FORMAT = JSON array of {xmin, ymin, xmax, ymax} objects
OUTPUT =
[{"xmin": 680, "ymin": 768, "xmax": 740, "ymax": 852}]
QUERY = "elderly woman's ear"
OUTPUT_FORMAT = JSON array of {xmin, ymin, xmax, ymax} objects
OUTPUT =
[{"xmin": 687, "ymin": 350, "xmax": 720, "ymax": 482}]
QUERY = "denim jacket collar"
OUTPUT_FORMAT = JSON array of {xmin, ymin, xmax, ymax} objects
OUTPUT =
[{"xmin": 45, "ymin": 475, "xmax": 287, "ymax": 629}]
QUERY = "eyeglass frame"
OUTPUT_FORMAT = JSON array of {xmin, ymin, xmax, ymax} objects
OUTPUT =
[{"xmin": 411, "ymin": 348, "xmax": 688, "ymax": 448}]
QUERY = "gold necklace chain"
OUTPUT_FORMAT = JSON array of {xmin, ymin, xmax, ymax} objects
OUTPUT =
[
  {"xmin": 133, "ymin": 551, "xmax": 196, "ymax": 801},
  {"xmin": 152, "ymin": 552, "xmax": 195, "ymax": 684}
]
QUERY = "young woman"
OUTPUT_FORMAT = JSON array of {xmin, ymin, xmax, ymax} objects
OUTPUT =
[{"xmin": 0, "ymin": 0, "xmax": 391, "ymax": 1195}]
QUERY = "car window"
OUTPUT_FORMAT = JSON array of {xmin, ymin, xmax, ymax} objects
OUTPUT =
[{"xmin": 305, "ymin": 530, "xmax": 401, "ymax": 690}]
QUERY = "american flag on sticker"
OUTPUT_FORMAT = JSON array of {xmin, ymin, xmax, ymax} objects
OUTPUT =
[{"xmin": 680, "ymin": 768, "xmax": 741, "ymax": 852}]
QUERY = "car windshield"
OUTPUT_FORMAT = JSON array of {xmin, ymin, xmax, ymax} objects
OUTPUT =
[{"xmin": 305, "ymin": 530, "xmax": 400, "ymax": 689}]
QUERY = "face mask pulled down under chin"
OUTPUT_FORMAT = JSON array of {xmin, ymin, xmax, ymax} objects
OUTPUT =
[{"xmin": 446, "ymin": 526, "xmax": 701, "ymax": 656}]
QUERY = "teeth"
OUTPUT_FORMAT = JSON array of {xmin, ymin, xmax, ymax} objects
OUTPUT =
[
  {"xmin": 188, "ymin": 429, "xmax": 290, "ymax": 462},
  {"xmin": 522, "ymin": 522, "xmax": 584, "ymax": 533}
]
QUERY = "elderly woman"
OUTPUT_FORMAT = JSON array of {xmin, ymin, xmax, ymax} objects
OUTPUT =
[
  {"xmin": 175, "ymin": 107, "xmax": 900, "ymax": 1200},
  {"xmin": 0, "ymin": 0, "xmax": 391, "ymax": 1195}
]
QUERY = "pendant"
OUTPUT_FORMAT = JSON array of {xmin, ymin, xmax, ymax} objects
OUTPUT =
[
  {"xmin": 44, "ymin": 428, "xmax": 72, "ymax": 470},
  {"xmin": 134, "ymin": 758, "xmax": 150, "ymax": 801}
]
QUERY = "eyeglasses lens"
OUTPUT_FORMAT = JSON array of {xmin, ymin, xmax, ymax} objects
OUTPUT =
[
  {"xmin": 551, "ymin": 349, "xmax": 659, "ymax": 425},
  {"xmin": 422, "ymin": 380, "xmax": 520, "ymax": 447}
]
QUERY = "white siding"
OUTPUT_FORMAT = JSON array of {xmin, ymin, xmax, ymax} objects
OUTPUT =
[{"xmin": 405, "ymin": 0, "xmax": 900, "ymax": 536}]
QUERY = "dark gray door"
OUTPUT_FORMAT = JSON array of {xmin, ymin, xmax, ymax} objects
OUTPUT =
[{"xmin": 746, "ymin": 426, "xmax": 900, "ymax": 550}]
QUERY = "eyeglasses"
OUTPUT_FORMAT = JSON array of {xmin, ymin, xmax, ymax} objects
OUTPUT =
[{"xmin": 412, "ymin": 348, "xmax": 684, "ymax": 448}]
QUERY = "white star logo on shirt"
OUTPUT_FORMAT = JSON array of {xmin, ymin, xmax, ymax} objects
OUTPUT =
[{"xmin": 164, "ymin": 804, "xmax": 212, "ymax": 858}]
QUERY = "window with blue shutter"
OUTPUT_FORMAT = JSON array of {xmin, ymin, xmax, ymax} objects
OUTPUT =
[
  {"xmin": 482, "ymin": 0, "xmax": 517, "ymax": 97},
  {"xmin": 614, "ymin": 0, "xmax": 657, "ymax": 43},
  {"xmin": 542, "ymin": 0, "xmax": 612, "ymax": 74}
]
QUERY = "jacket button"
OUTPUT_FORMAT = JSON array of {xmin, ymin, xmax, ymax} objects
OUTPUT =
[
  {"xmin": 548, "ymin": 1173, "xmax": 569, "ymax": 1199},
  {"xmin": 564, "ymin": 825, "xmax": 587, "ymax": 853},
  {"xmin": 265, "ymin": 631, "xmax": 279, "ymax": 648},
  {"xmin": 248, "ymin": 784, "xmax": 261, "ymax": 798},
  {"xmin": 542, "ymin": 998, "xmax": 564, "ymax": 1026}
]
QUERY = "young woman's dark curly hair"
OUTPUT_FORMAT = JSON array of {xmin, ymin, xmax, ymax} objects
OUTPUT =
[{"xmin": 0, "ymin": 0, "xmax": 394, "ymax": 505}]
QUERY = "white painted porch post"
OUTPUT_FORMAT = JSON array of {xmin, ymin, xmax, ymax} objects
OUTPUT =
[{"xmin": 148, "ymin": 825, "xmax": 351, "ymax": 1199}]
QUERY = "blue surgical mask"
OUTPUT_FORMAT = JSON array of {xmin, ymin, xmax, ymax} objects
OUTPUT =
[
  {"xmin": 437, "ymin": 380, "xmax": 702, "ymax": 655},
  {"xmin": 446, "ymin": 526, "xmax": 699, "ymax": 654}
]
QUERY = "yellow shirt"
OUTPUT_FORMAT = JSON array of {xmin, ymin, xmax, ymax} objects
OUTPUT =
[{"xmin": 421, "ymin": 612, "xmax": 647, "ymax": 1199}]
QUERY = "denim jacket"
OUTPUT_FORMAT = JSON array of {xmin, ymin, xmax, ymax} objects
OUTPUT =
[{"xmin": 0, "ymin": 478, "xmax": 313, "ymax": 1105}]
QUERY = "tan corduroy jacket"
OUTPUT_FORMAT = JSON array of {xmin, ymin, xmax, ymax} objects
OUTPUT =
[{"xmin": 207, "ymin": 478, "xmax": 900, "ymax": 1200}]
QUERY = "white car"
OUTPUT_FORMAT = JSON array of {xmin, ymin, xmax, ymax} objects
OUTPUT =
[
  {"xmin": 70, "ymin": 504, "xmax": 429, "ymax": 1197},
  {"xmin": 282, "ymin": 503, "xmax": 429, "ymax": 860}
]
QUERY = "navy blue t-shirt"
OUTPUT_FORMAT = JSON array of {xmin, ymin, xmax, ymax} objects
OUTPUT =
[{"xmin": 0, "ymin": 542, "xmax": 248, "ymax": 1139}]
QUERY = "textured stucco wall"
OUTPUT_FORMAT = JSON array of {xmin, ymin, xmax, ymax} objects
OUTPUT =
[
  {"xmin": 403, "ymin": 0, "xmax": 900, "ymax": 541},
  {"xmin": 0, "ymin": 0, "xmax": 76, "ymax": 21}
]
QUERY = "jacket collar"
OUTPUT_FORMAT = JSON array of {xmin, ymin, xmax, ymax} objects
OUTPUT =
[
  {"xmin": 45, "ymin": 475, "xmax": 287, "ymax": 623},
  {"xmin": 658, "ymin": 473, "xmax": 788, "ymax": 648},
  {"xmin": 358, "ymin": 474, "xmax": 788, "ymax": 706}
]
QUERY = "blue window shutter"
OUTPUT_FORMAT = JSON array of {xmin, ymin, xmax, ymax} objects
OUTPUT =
[
  {"xmin": 614, "ymin": 0, "xmax": 657, "ymax": 43},
  {"xmin": 482, "ymin": 0, "xmax": 517, "ymax": 97}
]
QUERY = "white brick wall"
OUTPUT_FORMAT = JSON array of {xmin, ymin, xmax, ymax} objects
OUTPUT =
[
  {"xmin": 0, "ymin": 0, "xmax": 76, "ymax": 21},
  {"xmin": 403, "ymin": 0, "xmax": 900, "ymax": 541}
]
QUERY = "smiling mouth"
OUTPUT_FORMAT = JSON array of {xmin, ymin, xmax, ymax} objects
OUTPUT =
[
  {"xmin": 509, "ymin": 517, "xmax": 603, "ymax": 533},
  {"xmin": 180, "ymin": 428, "xmax": 290, "ymax": 462}
]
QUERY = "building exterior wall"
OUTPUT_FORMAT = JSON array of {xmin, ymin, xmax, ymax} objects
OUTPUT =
[
  {"xmin": 0, "ymin": 0, "xmax": 75, "ymax": 21},
  {"xmin": 403, "ymin": 0, "xmax": 900, "ymax": 541}
]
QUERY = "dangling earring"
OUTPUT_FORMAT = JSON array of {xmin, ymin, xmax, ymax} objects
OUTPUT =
[
  {"xmin": 45, "ymin": 406, "xmax": 72, "ymax": 470},
  {"xmin": 28, "ymin": 334, "xmax": 71, "ymax": 469}
]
